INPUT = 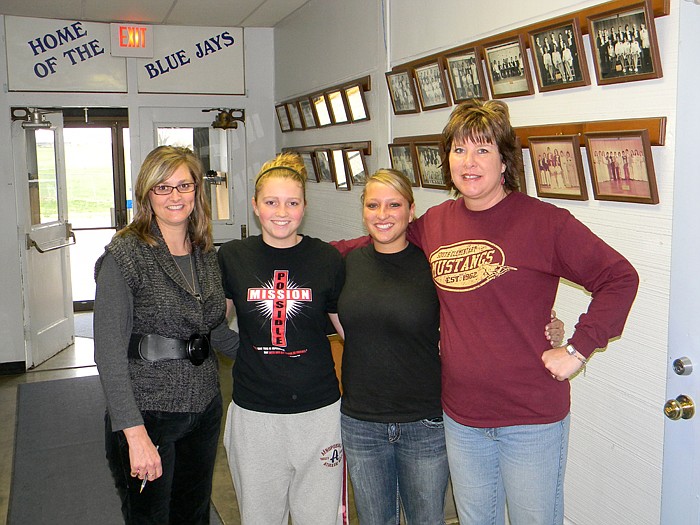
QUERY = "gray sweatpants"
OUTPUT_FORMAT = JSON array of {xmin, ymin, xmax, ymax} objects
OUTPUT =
[{"xmin": 223, "ymin": 400, "xmax": 347, "ymax": 525}]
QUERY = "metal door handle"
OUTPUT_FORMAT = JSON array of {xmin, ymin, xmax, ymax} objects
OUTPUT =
[
  {"xmin": 26, "ymin": 230, "xmax": 76, "ymax": 252},
  {"xmin": 664, "ymin": 395, "xmax": 695, "ymax": 420}
]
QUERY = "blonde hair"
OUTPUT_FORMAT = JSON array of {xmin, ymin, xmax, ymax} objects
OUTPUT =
[
  {"xmin": 254, "ymin": 152, "xmax": 307, "ymax": 202},
  {"xmin": 361, "ymin": 168, "xmax": 415, "ymax": 207},
  {"xmin": 117, "ymin": 146, "xmax": 214, "ymax": 252}
]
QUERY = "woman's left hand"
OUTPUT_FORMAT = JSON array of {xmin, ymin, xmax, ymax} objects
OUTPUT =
[
  {"xmin": 541, "ymin": 346, "xmax": 583, "ymax": 381},
  {"xmin": 545, "ymin": 310, "xmax": 565, "ymax": 348}
]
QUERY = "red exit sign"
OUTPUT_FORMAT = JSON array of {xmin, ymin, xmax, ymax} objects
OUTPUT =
[
  {"xmin": 119, "ymin": 25, "xmax": 146, "ymax": 48},
  {"xmin": 110, "ymin": 24, "xmax": 153, "ymax": 57}
]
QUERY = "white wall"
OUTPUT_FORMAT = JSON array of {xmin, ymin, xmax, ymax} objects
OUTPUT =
[
  {"xmin": 0, "ymin": 19, "xmax": 276, "ymax": 367},
  {"xmin": 275, "ymin": 0, "xmax": 679, "ymax": 523},
  {"xmin": 273, "ymin": 0, "xmax": 389, "ymax": 241}
]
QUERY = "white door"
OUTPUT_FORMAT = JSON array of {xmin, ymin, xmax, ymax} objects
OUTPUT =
[
  {"xmin": 138, "ymin": 107, "xmax": 248, "ymax": 243},
  {"xmin": 12, "ymin": 112, "xmax": 74, "ymax": 368},
  {"xmin": 660, "ymin": 2, "xmax": 700, "ymax": 523}
]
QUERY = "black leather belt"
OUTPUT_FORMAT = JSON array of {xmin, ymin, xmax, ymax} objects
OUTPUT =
[{"xmin": 128, "ymin": 333, "xmax": 210, "ymax": 366}]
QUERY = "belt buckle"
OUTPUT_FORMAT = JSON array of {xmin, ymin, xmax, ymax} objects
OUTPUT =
[{"xmin": 187, "ymin": 333, "xmax": 209, "ymax": 366}]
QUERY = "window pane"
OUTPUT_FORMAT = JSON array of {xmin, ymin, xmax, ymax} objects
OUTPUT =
[
  {"xmin": 30, "ymin": 129, "xmax": 59, "ymax": 225},
  {"xmin": 157, "ymin": 128, "xmax": 194, "ymax": 148},
  {"xmin": 156, "ymin": 126, "xmax": 230, "ymax": 221},
  {"xmin": 70, "ymin": 228, "xmax": 115, "ymax": 303},
  {"xmin": 64, "ymin": 128, "xmax": 115, "ymax": 228}
]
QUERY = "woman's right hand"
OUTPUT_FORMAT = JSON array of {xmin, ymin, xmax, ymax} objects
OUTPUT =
[{"xmin": 123, "ymin": 425, "xmax": 162, "ymax": 482}]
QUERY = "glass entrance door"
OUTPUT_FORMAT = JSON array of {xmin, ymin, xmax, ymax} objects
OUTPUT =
[{"xmin": 63, "ymin": 109, "xmax": 130, "ymax": 310}]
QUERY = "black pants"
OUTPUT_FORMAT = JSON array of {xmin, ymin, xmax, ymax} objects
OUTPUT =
[{"xmin": 105, "ymin": 394, "xmax": 223, "ymax": 525}]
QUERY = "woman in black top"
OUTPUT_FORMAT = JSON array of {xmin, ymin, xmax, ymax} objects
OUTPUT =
[{"xmin": 335, "ymin": 169, "xmax": 446, "ymax": 525}]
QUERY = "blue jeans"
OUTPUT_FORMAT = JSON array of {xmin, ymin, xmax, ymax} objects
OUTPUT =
[
  {"xmin": 105, "ymin": 393, "xmax": 223, "ymax": 525},
  {"xmin": 444, "ymin": 413, "xmax": 570, "ymax": 525},
  {"xmin": 341, "ymin": 413, "xmax": 449, "ymax": 525}
]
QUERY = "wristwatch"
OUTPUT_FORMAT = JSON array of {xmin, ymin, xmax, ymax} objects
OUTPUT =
[{"xmin": 566, "ymin": 343, "xmax": 587, "ymax": 367}]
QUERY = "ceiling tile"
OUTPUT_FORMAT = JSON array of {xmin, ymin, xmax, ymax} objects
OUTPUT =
[{"xmin": 0, "ymin": 0, "xmax": 311, "ymax": 27}]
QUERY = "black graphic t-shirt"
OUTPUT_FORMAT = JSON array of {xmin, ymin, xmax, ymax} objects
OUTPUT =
[{"xmin": 218, "ymin": 235, "xmax": 344, "ymax": 414}]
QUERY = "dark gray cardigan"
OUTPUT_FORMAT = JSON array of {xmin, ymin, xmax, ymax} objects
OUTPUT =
[{"xmin": 94, "ymin": 225, "xmax": 230, "ymax": 431}]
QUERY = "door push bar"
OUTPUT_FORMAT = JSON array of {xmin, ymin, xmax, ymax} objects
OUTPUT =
[{"xmin": 26, "ymin": 223, "xmax": 76, "ymax": 253}]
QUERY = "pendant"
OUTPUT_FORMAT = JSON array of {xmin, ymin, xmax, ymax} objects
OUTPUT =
[{"xmin": 194, "ymin": 292, "xmax": 202, "ymax": 303}]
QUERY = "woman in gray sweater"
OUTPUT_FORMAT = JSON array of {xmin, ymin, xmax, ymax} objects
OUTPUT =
[{"xmin": 94, "ymin": 146, "xmax": 237, "ymax": 524}]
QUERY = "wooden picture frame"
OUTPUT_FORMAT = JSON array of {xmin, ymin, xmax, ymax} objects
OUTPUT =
[
  {"xmin": 314, "ymin": 149, "xmax": 335, "ymax": 183},
  {"xmin": 299, "ymin": 98, "xmax": 318, "ymax": 129},
  {"xmin": 275, "ymin": 104, "xmax": 292, "ymax": 132},
  {"xmin": 414, "ymin": 142, "xmax": 448, "ymax": 189},
  {"xmin": 386, "ymin": 70, "xmax": 421, "ymax": 115},
  {"xmin": 286, "ymin": 101, "xmax": 304, "ymax": 130},
  {"xmin": 484, "ymin": 35, "xmax": 534, "ymax": 98},
  {"xmin": 326, "ymin": 89, "xmax": 350, "ymax": 125},
  {"xmin": 331, "ymin": 149, "xmax": 351, "ymax": 191},
  {"xmin": 528, "ymin": 135, "xmax": 588, "ymax": 201},
  {"xmin": 311, "ymin": 92, "xmax": 333, "ymax": 127},
  {"xmin": 413, "ymin": 60, "xmax": 452, "ymax": 110},
  {"xmin": 528, "ymin": 19, "xmax": 591, "ymax": 92},
  {"xmin": 344, "ymin": 149, "xmax": 368, "ymax": 186},
  {"xmin": 299, "ymin": 151, "xmax": 319, "ymax": 182},
  {"xmin": 584, "ymin": 130, "xmax": 659, "ymax": 204},
  {"xmin": 587, "ymin": 0, "xmax": 662, "ymax": 85},
  {"xmin": 445, "ymin": 48, "xmax": 488, "ymax": 102},
  {"xmin": 344, "ymin": 84, "xmax": 369, "ymax": 122},
  {"xmin": 514, "ymin": 138, "xmax": 527, "ymax": 193},
  {"xmin": 388, "ymin": 143, "xmax": 421, "ymax": 187}
]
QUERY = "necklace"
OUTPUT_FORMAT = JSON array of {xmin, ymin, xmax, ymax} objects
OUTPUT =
[{"xmin": 172, "ymin": 251, "xmax": 202, "ymax": 303}]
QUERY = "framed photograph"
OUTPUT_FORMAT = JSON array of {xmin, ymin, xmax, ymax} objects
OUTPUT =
[
  {"xmin": 326, "ymin": 89, "xmax": 350, "ymax": 124},
  {"xmin": 414, "ymin": 60, "xmax": 452, "ymax": 110},
  {"xmin": 331, "ymin": 149, "xmax": 350, "ymax": 191},
  {"xmin": 528, "ymin": 135, "xmax": 588, "ymax": 201},
  {"xmin": 314, "ymin": 149, "xmax": 335, "ymax": 183},
  {"xmin": 484, "ymin": 35, "xmax": 534, "ymax": 98},
  {"xmin": 388, "ymin": 143, "xmax": 420, "ymax": 187},
  {"xmin": 584, "ymin": 130, "xmax": 659, "ymax": 204},
  {"xmin": 286, "ymin": 102, "xmax": 304, "ymax": 130},
  {"xmin": 275, "ymin": 104, "xmax": 292, "ymax": 132},
  {"xmin": 587, "ymin": 0, "xmax": 662, "ymax": 85},
  {"xmin": 299, "ymin": 98, "xmax": 317, "ymax": 129},
  {"xmin": 528, "ymin": 19, "xmax": 591, "ymax": 92},
  {"xmin": 445, "ymin": 48, "xmax": 488, "ymax": 102},
  {"xmin": 386, "ymin": 70, "xmax": 421, "ymax": 115},
  {"xmin": 311, "ymin": 92, "xmax": 332, "ymax": 127},
  {"xmin": 344, "ymin": 84, "xmax": 369, "ymax": 122},
  {"xmin": 414, "ymin": 142, "xmax": 448, "ymax": 190},
  {"xmin": 344, "ymin": 149, "xmax": 368, "ymax": 186},
  {"xmin": 299, "ymin": 151, "xmax": 319, "ymax": 182}
]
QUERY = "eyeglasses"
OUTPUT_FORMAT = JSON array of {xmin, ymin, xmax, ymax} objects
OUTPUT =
[{"xmin": 151, "ymin": 182, "xmax": 196, "ymax": 195}]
